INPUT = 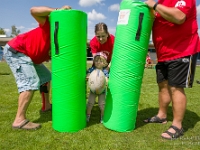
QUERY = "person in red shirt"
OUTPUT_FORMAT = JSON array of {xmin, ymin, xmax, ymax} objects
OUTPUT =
[
  {"xmin": 3, "ymin": 5, "xmax": 71, "ymax": 130},
  {"xmin": 144, "ymin": 0, "xmax": 200, "ymax": 140},
  {"xmin": 90, "ymin": 22, "xmax": 115, "ymax": 71}
]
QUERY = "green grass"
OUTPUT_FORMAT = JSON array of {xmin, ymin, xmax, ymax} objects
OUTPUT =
[{"xmin": 0, "ymin": 62, "xmax": 200, "ymax": 150}]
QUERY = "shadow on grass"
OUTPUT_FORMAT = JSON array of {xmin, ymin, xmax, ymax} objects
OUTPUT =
[
  {"xmin": 33, "ymin": 111, "xmax": 52, "ymax": 123},
  {"xmin": 32, "ymin": 106, "xmax": 200, "ymax": 132},
  {"xmin": 136, "ymin": 106, "xmax": 200, "ymax": 132},
  {"xmin": 86, "ymin": 105, "xmax": 102, "ymax": 127},
  {"xmin": 33, "ymin": 105, "xmax": 100, "ymax": 126},
  {"xmin": 0, "ymin": 72, "xmax": 10, "ymax": 75}
]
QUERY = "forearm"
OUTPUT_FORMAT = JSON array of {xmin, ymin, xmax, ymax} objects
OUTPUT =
[
  {"xmin": 108, "ymin": 62, "xmax": 111, "ymax": 68},
  {"xmin": 154, "ymin": 4, "xmax": 186, "ymax": 24},
  {"xmin": 30, "ymin": 6, "xmax": 55, "ymax": 17},
  {"xmin": 30, "ymin": 6, "xmax": 56, "ymax": 25},
  {"xmin": 145, "ymin": 0, "xmax": 186, "ymax": 24},
  {"xmin": 30, "ymin": 5, "xmax": 71, "ymax": 25}
]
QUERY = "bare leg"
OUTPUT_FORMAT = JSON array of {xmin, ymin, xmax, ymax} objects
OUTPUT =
[
  {"xmin": 12, "ymin": 90, "xmax": 40, "ymax": 128},
  {"xmin": 44, "ymin": 82, "xmax": 51, "ymax": 109},
  {"xmin": 87, "ymin": 92, "xmax": 96, "ymax": 115},
  {"xmin": 13, "ymin": 91, "xmax": 34, "ymax": 126},
  {"xmin": 171, "ymin": 87, "xmax": 186, "ymax": 128},
  {"xmin": 98, "ymin": 93, "xmax": 106, "ymax": 118},
  {"xmin": 40, "ymin": 82, "xmax": 51, "ymax": 111},
  {"xmin": 144, "ymin": 80, "xmax": 170, "ymax": 123},
  {"xmin": 161, "ymin": 87, "xmax": 186, "ymax": 138},
  {"xmin": 157, "ymin": 80, "xmax": 171, "ymax": 120}
]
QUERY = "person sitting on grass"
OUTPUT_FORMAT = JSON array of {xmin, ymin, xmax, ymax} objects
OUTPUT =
[{"xmin": 86, "ymin": 52, "xmax": 109, "ymax": 123}]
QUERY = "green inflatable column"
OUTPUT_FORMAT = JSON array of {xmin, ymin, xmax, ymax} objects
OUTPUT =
[
  {"xmin": 50, "ymin": 10, "xmax": 87, "ymax": 132},
  {"xmin": 103, "ymin": 0, "xmax": 154, "ymax": 132}
]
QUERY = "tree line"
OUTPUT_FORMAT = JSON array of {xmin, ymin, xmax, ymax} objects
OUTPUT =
[{"xmin": 0, "ymin": 25, "xmax": 20, "ymax": 37}]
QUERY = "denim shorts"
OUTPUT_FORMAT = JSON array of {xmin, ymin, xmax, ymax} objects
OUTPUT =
[{"xmin": 3, "ymin": 44, "xmax": 51, "ymax": 93}]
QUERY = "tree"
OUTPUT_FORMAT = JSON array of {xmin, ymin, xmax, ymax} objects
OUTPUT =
[
  {"xmin": 11, "ymin": 25, "xmax": 20, "ymax": 37},
  {"xmin": 0, "ymin": 28, "xmax": 6, "ymax": 35}
]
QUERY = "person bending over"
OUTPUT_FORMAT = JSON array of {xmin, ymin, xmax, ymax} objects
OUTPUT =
[{"xmin": 3, "ymin": 5, "xmax": 71, "ymax": 130}]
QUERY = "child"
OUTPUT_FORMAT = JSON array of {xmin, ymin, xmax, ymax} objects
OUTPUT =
[
  {"xmin": 86, "ymin": 52, "xmax": 109, "ymax": 123},
  {"xmin": 145, "ymin": 52, "xmax": 152, "ymax": 68}
]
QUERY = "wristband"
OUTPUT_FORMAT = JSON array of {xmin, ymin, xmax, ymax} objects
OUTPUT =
[{"xmin": 153, "ymin": 2, "xmax": 159, "ymax": 10}]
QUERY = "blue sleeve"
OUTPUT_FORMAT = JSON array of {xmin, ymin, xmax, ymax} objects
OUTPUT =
[
  {"xmin": 103, "ymin": 69, "xmax": 109, "ymax": 78},
  {"xmin": 87, "ymin": 67, "xmax": 95, "ymax": 74}
]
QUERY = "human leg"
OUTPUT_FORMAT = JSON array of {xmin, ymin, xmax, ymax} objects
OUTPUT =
[
  {"xmin": 3, "ymin": 45, "xmax": 41, "ymax": 129},
  {"xmin": 144, "ymin": 61, "xmax": 170, "ymax": 123},
  {"xmin": 157, "ymin": 81, "xmax": 171, "ymax": 119},
  {"xmin": 144, "ymin": 80, "xmax": 170, "ymax": 123},
  {"xmin": 171, "ymin": 87, "xmax": 186, "ymax": 128},
  {"xmin": 40, "ymin": 82, "xmax": 51, "ymax": 111},
  {"xmin": 35, "ymin": 64, "xmax": 51, "ymax": 111},
  {"xmin": 86, "ymin": 91, "xmax": 96, "ymax": 122},
  {"xmin": 14, "ymin": 91, "xmax": 34, "ymax": 124},
  {"xmin": 161, "ymin": 87, "xmax": 186, "ymax": 139},
  {"xmin": 98, "ymin": 93, "xmax": 106, "ymax": 123},
  {"xmin": 12, "ymin": 91, "xmax": 41, "ymax": 129},
  {"xmin": 161, "ymin": 54, "xmax": 197, "ymax": 139}
]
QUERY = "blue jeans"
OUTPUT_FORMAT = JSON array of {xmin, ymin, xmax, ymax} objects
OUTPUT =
[{"xmin": 3, "ymin": 44, "xmax": 51, "ymax": 93}]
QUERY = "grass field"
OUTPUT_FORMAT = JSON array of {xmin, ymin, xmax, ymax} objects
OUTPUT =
[{"xmin": 0, "ymin": 62, "xmax": 200, "ymax": 150}]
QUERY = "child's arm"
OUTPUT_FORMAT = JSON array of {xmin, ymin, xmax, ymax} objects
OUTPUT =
[
  {"xmin": 86, "ymin": 73, "xmax": 90, "ymax": 81},
  {"xmin": 86, "ymin": 67, "xmax": 95, "ymax": 81},
  {"xmin": 105, "ymin": 77, "xmax": 108, "ymax": 87},
  {"xmin": 105, "ymin": 62, "xmax": 111, "ymax": 71}
]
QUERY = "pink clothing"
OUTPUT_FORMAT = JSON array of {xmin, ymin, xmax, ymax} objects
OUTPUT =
[
  {"xmin": 146, "ymin": 55, "xmax": 151, "ymax": 64},
  {"xmin": 8, "ymin": 17, "xmax": 50, "ymax": 64},
  {"xmin": 90, "ymin": 34, "xmax": 115, "ymax": 63},
  {"xmin": 153, "ymin": 0, "xmax": 199, "ymax": 62}
]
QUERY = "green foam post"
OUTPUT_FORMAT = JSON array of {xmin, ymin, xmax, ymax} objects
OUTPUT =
[
  {"xmin": 50, "ymin": 9, "xmax": 87, "ymax": 132},
  {"xmin": 103, "ymin": 0, "xmax": 154, "ymax": 132}
]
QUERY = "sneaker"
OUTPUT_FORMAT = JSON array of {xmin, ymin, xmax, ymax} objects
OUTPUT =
[{"xmin": 86, "ymin": 115, "xmax": 90, "ymax": 122}]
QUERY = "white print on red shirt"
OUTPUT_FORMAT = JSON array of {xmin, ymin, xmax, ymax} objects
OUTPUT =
[{"xmin": 175, "ymin": 0, "xmax": 186, "ymax": 8}]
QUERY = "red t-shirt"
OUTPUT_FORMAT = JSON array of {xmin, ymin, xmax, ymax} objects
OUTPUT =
[
  {"xmin": 8, "ymin": 17, "xmax": 50, "ymax": 64},
  {"xmin": 153, "ymin": 0, "xmax": 200, "ymax": 62},
  {"xmin": 198, "ymin": 39, "xmax": 200, "ymax": 51},
  {"xmin": 90, "ymin": 34, "xmax": 115, "ymax": 63}
]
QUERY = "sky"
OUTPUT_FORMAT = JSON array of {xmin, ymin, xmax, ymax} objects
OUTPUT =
[{"xmin": 0, "ymin": 0, "xmax": 200, "ymax": 39}]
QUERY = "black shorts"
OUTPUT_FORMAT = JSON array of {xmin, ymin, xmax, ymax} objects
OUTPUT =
[{"xmin": 156, "ymin": 53, "xmax": 198, "ymax": 88}]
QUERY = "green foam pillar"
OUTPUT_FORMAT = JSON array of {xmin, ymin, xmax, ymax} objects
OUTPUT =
[
  {"xmin": 103, "ymin": 0, "xmax": 154, "ymax": 132},
  {"xmin": 50, "ymin": 9, "xmax": 87, "ymax": 132}
]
